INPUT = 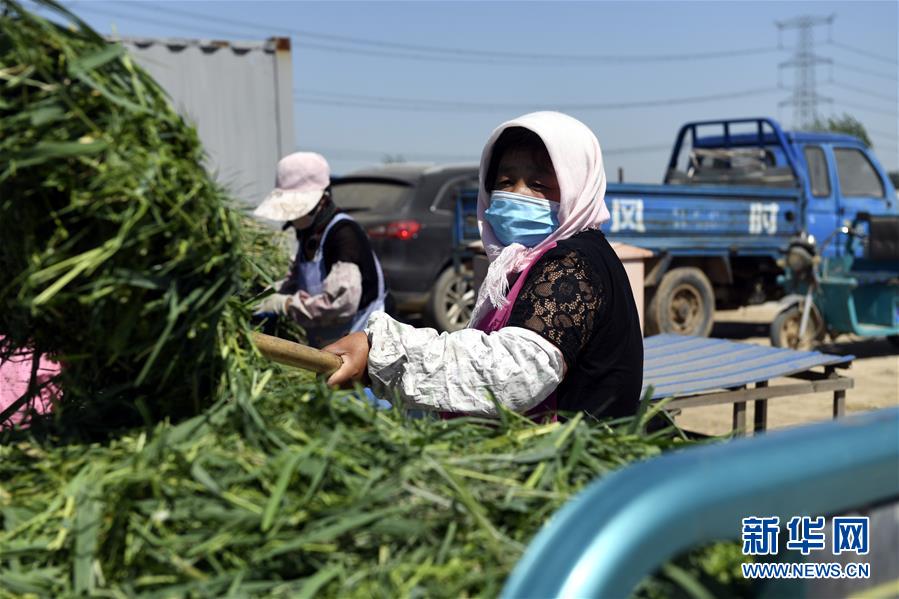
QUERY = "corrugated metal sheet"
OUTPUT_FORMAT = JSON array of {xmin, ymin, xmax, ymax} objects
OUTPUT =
[
  {"xmin": 117, "ymin": 37, "xmax": 294, "ymax": 207},
  {"xmin": 643, "ymin": 334, "xmax": 853, "ymax": 399}
]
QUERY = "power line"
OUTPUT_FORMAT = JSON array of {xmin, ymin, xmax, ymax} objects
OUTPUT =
[
  {"xmin": 309, "ymin": 146, "xmax": 476, "ymax": 162},
  {"xmin": 289, "ymin": 41, "xmax": 565, "ymax": 66},
  {"xmin": 294, "ymin": 87, "xmax": 782, "ymax": 113},
  {"xmin": 71, "ymin": 5, "xmax": 546, "ymax": 65},
  {"xmin": 832, "ymin": 99, "xmax": 898, "ymax": 118},
  {"xmin": 298, "ymin": 89, "xmax": 536, "ymax": 110},
  {"xmin": 308, "ymin": 143, "xmax": 671, "ymax": 162},
  {"xmin": 300, "ymin": 41, "xmax": 779, "ymax": 66},
  {"xmin": 73, "ymin": 4, "xmax": 563, "ymax": 65},
  {"xmin": 74, "ymin": 1, "xmax": 781, "ymax": 65},
  {"xmin": 829, "ymin": 40, "xmax": 898, "ymax": 66},
  {"xmin": 126, "ymin": 1, "xmax": 781, "ymax": 63},
  {"xmin": 827, "ymin": 81, "xmax": 897, "ymax": 104},
  {"xmin": 67, "ymin": 3, "xmax": 257, "ymax": 39},
  {"xmin": 834, "ymin": 61, "xmax": 899, "ymax": 82}
]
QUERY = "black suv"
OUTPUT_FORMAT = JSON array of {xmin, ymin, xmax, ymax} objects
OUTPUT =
[{"xmin": 331, "ymin": 163, "xmax": 479, "ymax": 331}]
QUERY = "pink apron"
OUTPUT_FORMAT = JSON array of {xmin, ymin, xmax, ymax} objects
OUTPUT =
[
  {"xmin": 443, "ymin": 243, "xmax": 558, "ymax": 421},
  {"xmin": 0, "ymin": 337, "xmax": 60, "ymax": 429}
]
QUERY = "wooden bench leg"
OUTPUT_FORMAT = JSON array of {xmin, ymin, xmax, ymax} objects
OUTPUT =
[
  {"xmin": 754, "ymin": 381, "xmax": 769, "ymax": 434},
  {"xmin": 826, "ymin": 365, "xmax": 846, "ymax": 419},
  {"xmin": 733, "ymin": 402, "xmax": 747, "ymax": 435},
  {"xmin": 833, "ymin": 390, "xmax": 846, "ymax": 419}
]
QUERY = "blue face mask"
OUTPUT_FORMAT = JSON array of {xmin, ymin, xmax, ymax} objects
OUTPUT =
[{"xmin": 484, "ymin": 190, "xmax": 560, "ymax": 247}]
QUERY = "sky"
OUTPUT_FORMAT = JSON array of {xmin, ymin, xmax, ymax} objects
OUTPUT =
[{"xmin": 31, "ymin": 0, "xmax": 899, "ymax": 181}]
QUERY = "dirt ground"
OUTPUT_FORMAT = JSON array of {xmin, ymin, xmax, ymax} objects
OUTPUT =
[{"xmin": 673, "ymin": 303, "xmax": 899, "ymax": 436}]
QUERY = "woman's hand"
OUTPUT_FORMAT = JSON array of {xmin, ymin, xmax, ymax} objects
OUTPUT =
[
  {"xmin": 254, "ymin": 293, "xmax": 291, "ymax": 315},
  {"xmin": 321, "ymin": 331, "xmax": 370, "ymax": 388}
]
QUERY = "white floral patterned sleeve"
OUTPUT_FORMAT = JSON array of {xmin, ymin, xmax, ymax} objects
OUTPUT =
[{"xmin": 363, "ymin": 311, "xmax": 565, "ymax": 416}]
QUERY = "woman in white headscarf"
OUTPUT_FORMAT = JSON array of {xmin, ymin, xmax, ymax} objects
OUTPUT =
[{"xmin": 325, "ymin": 112, "xmax": 643, "ymax": 419}]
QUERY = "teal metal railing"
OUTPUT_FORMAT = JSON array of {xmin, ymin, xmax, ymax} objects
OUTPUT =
[{"xmin": 501, "ymin": 408, "xmax": 899, "ymax": 598}]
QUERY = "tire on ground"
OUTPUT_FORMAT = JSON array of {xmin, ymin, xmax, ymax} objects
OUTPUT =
[
  {"xmin": 645, "ymin": 267, "xmax": 715, "ymax": 337},
  {"xmin": 425, "ymin": 264, "xmax": 475, "ymax": 333},
  {"xmin": 769, "ymin": 304, "xmax": 825, "ymax": 350}
]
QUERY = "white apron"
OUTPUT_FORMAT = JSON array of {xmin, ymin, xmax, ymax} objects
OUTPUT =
[{"xmin": 295, "ymin": 213, "xmax": 386, "ymax": 347}]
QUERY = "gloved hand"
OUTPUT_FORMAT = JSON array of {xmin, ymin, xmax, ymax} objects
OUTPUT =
[{"xmin": 254, "ymin": 293, "xmax": 292, "ymax": 315}]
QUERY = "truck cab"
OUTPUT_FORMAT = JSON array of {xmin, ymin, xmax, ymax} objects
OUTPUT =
[
  {"xmin": 663, "ymin": 119, "xmax": 898, "ymax": 254},
  {"xmin": 621, "ymin": 117, "xmax": 897, "ymax": 336},
  {"xmin": 791, "ymin": 131, "xmax": 897, "ymax": 257}
]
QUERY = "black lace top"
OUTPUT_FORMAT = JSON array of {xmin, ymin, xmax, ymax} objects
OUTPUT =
[
  {"xmin": 505, "ymin": 230, "xmax": 643, "ymax": 419},
  {"xmin": 508, "ymin": 250, "xmax": 602, "ymax": 368}
]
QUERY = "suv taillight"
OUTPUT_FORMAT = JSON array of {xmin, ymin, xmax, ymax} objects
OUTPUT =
[{"xmin": 367, "ymin": 220, "xmax": 421, "ymax": 240}]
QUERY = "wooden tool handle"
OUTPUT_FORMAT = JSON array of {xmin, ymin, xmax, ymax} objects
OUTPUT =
[{"xmin": 251, "ymin": 332, "xmax": 343, "ymax": 375}]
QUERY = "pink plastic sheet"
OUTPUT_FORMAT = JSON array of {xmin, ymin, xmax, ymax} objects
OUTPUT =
[{"xmin": 0, "ymin": 336, "xmax": 60, "ymax": 428}]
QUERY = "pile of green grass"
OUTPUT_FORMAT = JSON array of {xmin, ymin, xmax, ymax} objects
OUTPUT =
[
  {"xmin": 1, "ymin": 377, "xmax": 750, "ymax": 598},
  {"xmin": 0, "ymin": 0, "xmax": 246, "ymax": 431},
  {"xmin": 0, "ymin": 2, "xmax": 751, "ymax": 597}
]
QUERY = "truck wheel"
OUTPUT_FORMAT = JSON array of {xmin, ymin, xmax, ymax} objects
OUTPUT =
[
  {"xmin": 645, "ymin": 267, "xmax": 715, "ymax": 337},
  {"xmin": 886, "ymin": 335, "xmax": 899, "ymax": 349},
  {"xmin": 426, "ymin": 265, "xmax": 475, "ymax": 333},
  {"xmin": 769, "ymin": 305, "xmax": 825, "ymax": 350}
]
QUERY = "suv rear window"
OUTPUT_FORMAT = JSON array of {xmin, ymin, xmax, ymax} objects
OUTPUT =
[{"xmin": 331, "ymin": 179, "xmax": 414, "ymax": 212}]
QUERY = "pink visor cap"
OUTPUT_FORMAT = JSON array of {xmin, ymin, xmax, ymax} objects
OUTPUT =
[{"xmin": 254, "ymin": 152, "xmax": 331, "ymax": 221}]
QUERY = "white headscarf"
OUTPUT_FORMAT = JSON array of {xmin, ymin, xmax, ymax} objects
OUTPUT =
[{"xmin": 471, "ymin": 111, "xmax": 611, "ymax": 324}]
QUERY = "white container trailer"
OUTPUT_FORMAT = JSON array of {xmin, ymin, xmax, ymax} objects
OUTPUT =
[{"xmin": 117, "ymin": 36, "xmax": 295, "ymax": 208}]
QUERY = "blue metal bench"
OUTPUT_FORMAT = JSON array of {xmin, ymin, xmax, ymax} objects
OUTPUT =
[{"xmin": 643, "ymin": 334, "xmax": 854, "ymax": 434}]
